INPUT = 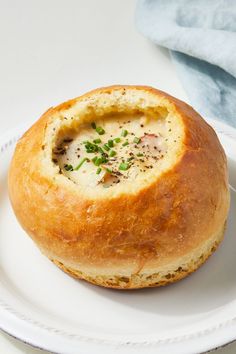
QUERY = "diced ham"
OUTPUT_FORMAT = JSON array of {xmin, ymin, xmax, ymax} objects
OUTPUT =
[{"xmin": 140, "ymin": 134, "xmax": 161, "ymax": 151}]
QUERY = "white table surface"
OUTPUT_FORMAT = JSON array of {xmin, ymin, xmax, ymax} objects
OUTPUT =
[{"xmin": 0, "ymin": 0, "xmax": 235, "ymax": 353}]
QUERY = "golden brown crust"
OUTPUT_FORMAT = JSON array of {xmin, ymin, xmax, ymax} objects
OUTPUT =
[
  {"xmin": 8, "ymin": 85, "xmax": 230, "ymax": 288},
  {"xmin": 51, "ymin": 223, "xmax": 224, "ymax": 289}
]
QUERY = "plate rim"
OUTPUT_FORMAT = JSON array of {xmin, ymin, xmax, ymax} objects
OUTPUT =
[{"xmin": 0, "ymin": 117, "xmax": 236, "ymax": 354}]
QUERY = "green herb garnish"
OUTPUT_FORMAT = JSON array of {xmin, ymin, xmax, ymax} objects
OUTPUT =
[
  {"xmin": 93, "ymin": 138, "xmax": 101, "ymax": 144},
  {"xmin": 64, "ymin": 164, "xmax": 73, "ymax": 171},
  {"xmin": 109, "ymin": 150, "xmax": 116, "ymax": 157},
  {"xmin": 95, "ymin": 157, "xmax": 104, "ymax": 166},
  {"xmin": 137, "ymin": 153, "xmax": 144, "ymax": 157},
  {"xmin": 121, "ymin": 129, "xmax": 128, "ymax": 137},
  {"xmin": 100, "ymin": 155, "xmax": 108, "ymax": 164},
  {"xmin": 119, "ymin": 162, "xmax": 130, "ymax": 171},
  {"xmin": 114, "ymin": 137, "xmax": 121, "ymax": 143},
  {"xmin": 122, "ymin": 140, "xmax": 129, "ymax": 147},
  {"xmin": 127, "ymin": 156, "xmax": 134, "ymax": 162},
  {"xmin": 103, "ymin": 143, "xmax": 110, "ymax": 151},
  {"xmin": 108, "ymin": 140, "xmax": 114, "ymax": 147},
  {"xmin": 106, "ymin": 168, "xmax": 112, "ymax": 174},
  {"xmin": 92, "ymin": 156, "xmax": 103, "ymax": 166},
  {"xmin": 96, "ymin": 126, "xmax": 105, "ymax": 135},
  {"xmin": 96, "ymin": 167, "xmax": 102, "ymax": 174},
  {"xmin": 93, "ymin": 155, "xmax": 107, "ymax": 166},
  {"xmin": 75, "ymin": 158, "xmax": 89, "ymax": 170},
  {"xmin": 133, "ymin": 137, "xmax": 140, "ymax": 144},
  {"xmin": 84, "ymin": 141, "xmax": 98, "ymax": 153},
  {"xmin": 91, "ymin": 122, "xmax": 96, "ymax": 129},
  {"xmin": 98, "ymin": 146, "xmax": 104, "ymax": 154}
]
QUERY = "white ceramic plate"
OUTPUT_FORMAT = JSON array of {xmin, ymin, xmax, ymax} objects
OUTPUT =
[{"xmin": 0, "ymin": 118, "xmax": 236, "ymax": 354}]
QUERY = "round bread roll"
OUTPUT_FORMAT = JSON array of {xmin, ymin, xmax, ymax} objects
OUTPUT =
[{"xmin": 8, "ymin": 86, "xmax": 230, "ymax": 289}]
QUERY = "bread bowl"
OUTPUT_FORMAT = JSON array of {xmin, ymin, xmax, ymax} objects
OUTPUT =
[{"xmin": 8, "ymin": 85, "xmax": 230, "ymax": 289}]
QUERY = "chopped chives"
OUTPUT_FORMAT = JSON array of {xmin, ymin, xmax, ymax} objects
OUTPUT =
[
  {"xmin": 100, "ymin": 155, "xmax": 108, "ymax": 163},
  {"xmin": 93, "ymin": 138, "xmax": 101, "ymax": 144},
  {"xmin": 133, "ymin": 137, "xmax": 140, "ymax": 144},
  {"xmin": 127, "ymin": 156, "xmax": 134, "ymax": 162},
  {"xmin": 92, "ymin": 156, "xmax": 98, "ymax": 164},
  {"xmin": 109, "ymin": 150, "xmax": 116, "ymax": 157},
  {"xmin": 86, "ymin": 148, "xmax": 96, "ymax": 153},
  {"xmin": 114, "ymin": 137, "xmax": 121, "ymax": 143},
  {"xmin": 95, "ymin": 157, "xmax": 103, "ymax": 166},
  {"xmin": 122, "ymin": 140, "xmax": 129, "ymax": 147},
  {"xmin": 64, "ymin": 164, "xmax": 73, "ymax": 171},
  {"xmin": 137, "ymin": 153, "xmax": 144, "ymax": 157},
  {"xmin": 119, "ymin": 162, "xmax": 130, "ymax": 171},
  {"xmin": 98, "ymin": 146, "xmax": 104, "ymax": 154},
  {"xmin": 84, "ymin": 141, "xmax": 98, "ymax": 153},
  {"xmin": 106, "ymin": 168, "xmax": 112, "ymax": 174},
  {"xmin": 96, "ymin": 126, "xmax": 105, "ymax": 135},
  {"xmin": 103, "ymin": 143, "xmax": 110, "ymax": 151},
  {"xmin": 74, "ymin": 158, "xmax": 89, "ymax": 170},
  {"xmin": 108, "ymin": 139, "xmax": 114, "ymax": 147},
  {"xmin": 96, "ymin": 167, "xmax": 102, "ymax": 174},
  {"xmin": 121, "ymin": 129, "xmax": 128, "ymax": 137},
  {"xmin": 91, "ymin": 122, "xmax": 96, "ymax": 129}
]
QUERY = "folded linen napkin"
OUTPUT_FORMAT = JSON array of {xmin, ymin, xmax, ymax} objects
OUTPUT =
[{"xmin": 136, "ymin": 0, "xmax": 236, "ymax": 128}]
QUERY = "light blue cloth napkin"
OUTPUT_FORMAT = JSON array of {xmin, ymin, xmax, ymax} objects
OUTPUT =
[{"xmin": 136, "ymin": 0, "xmax": 236, "ymax": 128}]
